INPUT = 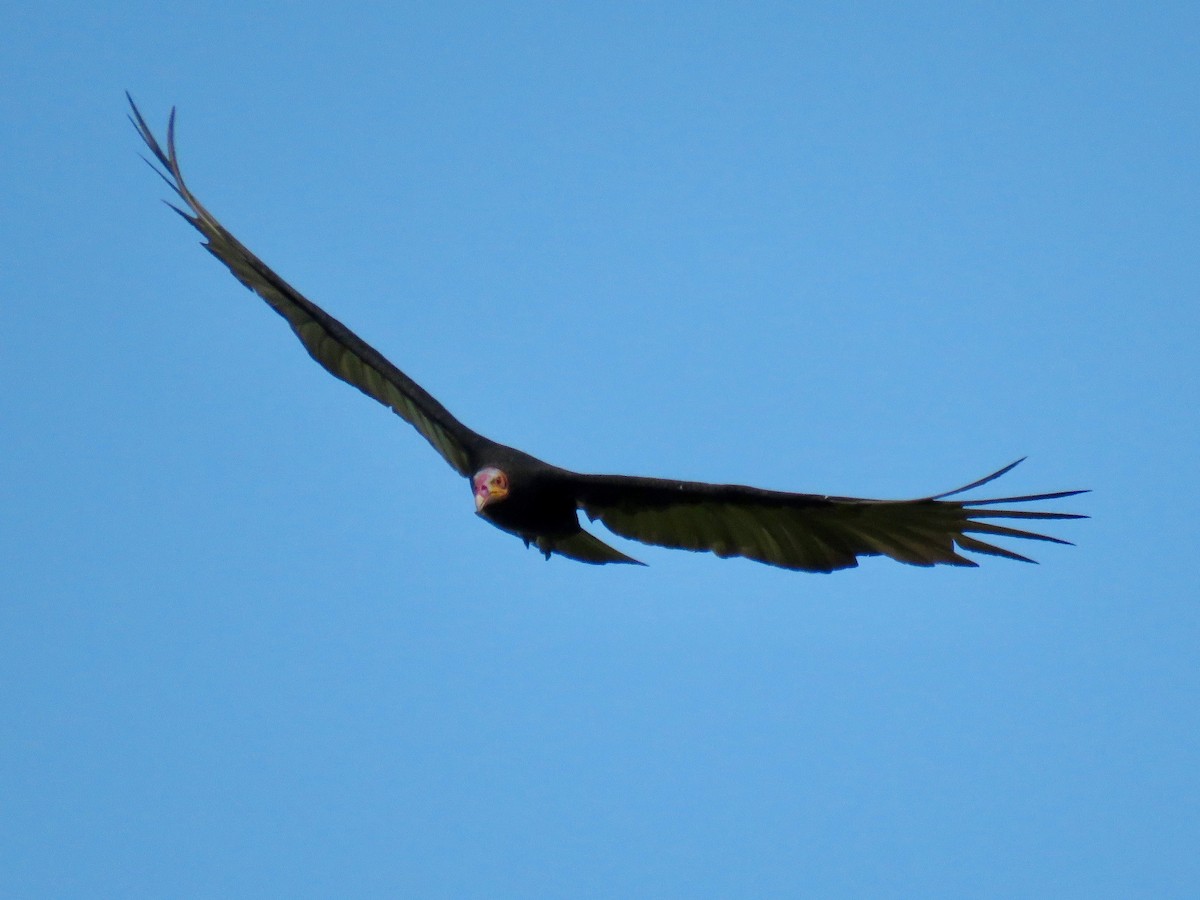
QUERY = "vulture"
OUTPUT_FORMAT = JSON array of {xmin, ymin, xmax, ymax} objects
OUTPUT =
[{"xmin": 129, "ymin": 97, "xmax": 1086, "ymax": 572}]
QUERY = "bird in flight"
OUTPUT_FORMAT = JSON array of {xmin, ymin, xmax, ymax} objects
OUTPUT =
[{"xmin": 129, "ymin": 97, "xmax": 1085, "ymax": 572}]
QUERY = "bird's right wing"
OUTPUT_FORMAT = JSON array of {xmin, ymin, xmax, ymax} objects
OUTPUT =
[
  {"xmin": 572, "ymin": 460, "xmax": 1087, "ymax": 572},
  {"xmin": 129, "ymin": 97, "xmax": 486, "ymax": 477}
]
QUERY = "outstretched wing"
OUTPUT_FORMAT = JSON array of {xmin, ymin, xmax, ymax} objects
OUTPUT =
[
  {"xmin": 571, "ymin": 459, "xmax": 1086, "ymax": 572},
  {"xmin": 129, "ymin": 96, "xmax": 486, "ymax": 477}
]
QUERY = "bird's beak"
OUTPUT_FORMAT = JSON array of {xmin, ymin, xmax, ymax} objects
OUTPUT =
[{"xmin": 475, "ymin": 482, "xmax": 506, "ymax": 512}]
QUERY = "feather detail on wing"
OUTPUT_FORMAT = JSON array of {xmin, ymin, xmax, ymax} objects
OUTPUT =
[
  {"xmin": 572, "ymin": 458, "xmax": 1087, "ymax": 572},
  {"xmin": 128, "ymin": 96, "xmax": 485, "ymax": 476}
]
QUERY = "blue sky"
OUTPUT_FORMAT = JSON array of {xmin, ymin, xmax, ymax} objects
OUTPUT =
[{"xmin": 2, "ymin": 2, "xmax": 1196, "ymax": 896}]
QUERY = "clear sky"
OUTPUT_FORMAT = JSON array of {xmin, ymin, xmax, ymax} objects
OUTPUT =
[{"xmin": 3, "ymin": 2, "xmax": 1196, "ymax": 896}]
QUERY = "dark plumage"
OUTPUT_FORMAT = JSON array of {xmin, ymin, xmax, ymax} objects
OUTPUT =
[{"xmin": 129, "ymin": 97, "xmax": 1087, "ymax": 571}]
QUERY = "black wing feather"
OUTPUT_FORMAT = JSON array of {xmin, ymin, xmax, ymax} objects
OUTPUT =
[
  {"xmin": 128, "ymin": 96, "xmax": 487, "ymax": 477},
  {"xmin": 571, "ymin": 460, "xmax": 1086, "ymax": 572}
]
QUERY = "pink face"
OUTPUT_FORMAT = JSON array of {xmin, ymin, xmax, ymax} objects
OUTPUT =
[{"xmin": 473, "ymin": 467, "xmax": 509, "ymax": 512}]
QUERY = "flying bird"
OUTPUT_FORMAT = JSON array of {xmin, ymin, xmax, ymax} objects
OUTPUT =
[{"xmin": 129, "ymin": 97, "xmax": 1085, "ymax": 572}]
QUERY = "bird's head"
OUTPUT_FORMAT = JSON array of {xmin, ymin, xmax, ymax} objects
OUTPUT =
[{"xmin": 473, "ymin": 467, "xmax": 510, "ymax": 512}]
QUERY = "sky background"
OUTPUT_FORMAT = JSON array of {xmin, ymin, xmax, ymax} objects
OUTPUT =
[{"xmin": 2, "ymin": 2, "xmax": 1197, "ymax": 896}]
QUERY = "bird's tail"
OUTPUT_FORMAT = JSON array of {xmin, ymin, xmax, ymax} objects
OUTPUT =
[{"xmin": 539, "ymin": 530, "xmax": 646, "ymax": 566}]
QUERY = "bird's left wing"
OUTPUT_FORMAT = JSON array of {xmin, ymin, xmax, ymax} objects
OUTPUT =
[
  {"xmin": 571, "ymin": 459, "xmax": 1086, "ymax": 572},
  {"xmin": 129, "ymin": 97, "xmax": 485, "ymax": 477}
]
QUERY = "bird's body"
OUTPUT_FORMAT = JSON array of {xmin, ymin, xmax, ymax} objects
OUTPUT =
[
  {"xmin": 474, "ymin": 454, "xmax": 594, "ymax": 553},
  {"xmin": 129, "ymin": 97, "xmax": 1086, "ymax": 572}
]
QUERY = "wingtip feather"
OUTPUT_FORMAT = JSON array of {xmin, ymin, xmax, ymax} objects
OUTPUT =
[{"xmin": 931, "ymin": 458, "xmax": 1027, "ymax": 499}]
